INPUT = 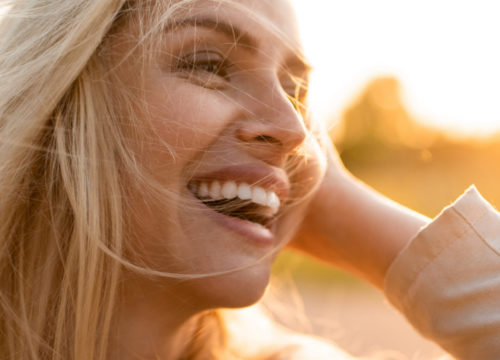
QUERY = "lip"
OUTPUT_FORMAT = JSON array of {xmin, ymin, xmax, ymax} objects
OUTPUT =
[
  {"xmin": 187, "ymin": 164, "xmax": 288, "ymax": 246},
  {"xmin": 188, "ymin": 189, "xmax": 277, "ymax": 246},
  {"xmin": 188, "ymin": 164, "xmax": 290, "ymax": 203}
]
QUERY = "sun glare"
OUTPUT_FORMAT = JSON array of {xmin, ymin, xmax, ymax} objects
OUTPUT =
[
  {"xmin": 0, "ymin": 3, "xmax": 10, "ymax": 14},
  {"xmin": 292, "ymin": 0, "xmax": 500, "ymax": 136}
]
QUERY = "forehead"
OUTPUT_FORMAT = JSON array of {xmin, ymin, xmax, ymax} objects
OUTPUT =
[{"xmin": 169, "ymin": 0, "xmax": 302, "ymax": 50}]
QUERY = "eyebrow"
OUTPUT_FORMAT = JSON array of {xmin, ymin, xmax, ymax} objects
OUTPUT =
[
  {"xmin": 165, "ymin": 17, "xmax": 258, "ymax": 53},
  {"xmin": 166, "ymin": 17, "xmax": 312, "ymax": 78}
]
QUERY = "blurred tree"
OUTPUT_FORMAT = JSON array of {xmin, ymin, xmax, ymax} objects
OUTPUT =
[
  {"xmin": 337, "ymin": 77, "xmax": 437, "ymax": 151},
  {"xmin": 333, "ymin": 76, "xmax": 500, "ymax": 217}
]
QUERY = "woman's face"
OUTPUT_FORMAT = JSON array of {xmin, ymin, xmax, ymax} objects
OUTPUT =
[{"xmin": 117, "ymin": 0, "xmax": 324, "ymax": 308}]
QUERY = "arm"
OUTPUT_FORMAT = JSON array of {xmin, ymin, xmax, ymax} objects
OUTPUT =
[
  {"xmin": 293, "ymin": 139, "xmax": 500, "ymax": 359},
  {"xmin": 384, "ymin": 187, "xmax": 500, "ymax": 359},
  {"xmin": 291, "ymin": 147, "xmax": 429, "ymax": 289}
]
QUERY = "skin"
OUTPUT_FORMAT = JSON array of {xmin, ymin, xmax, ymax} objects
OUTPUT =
[
  {"xmin": 108, "ymin": 0, "xmax": 430, "ymax": 358},
  {"xmin": 110, "ymin": 0, "xmax": 324, "ymax": 358},
  {"xmin": 291, "ymin": 147, "xmax": 430, "ymax": 289}
]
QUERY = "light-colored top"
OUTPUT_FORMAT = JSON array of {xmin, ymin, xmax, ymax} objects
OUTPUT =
[{"xmin": 385, "ymin": 186, "xmax": 500, "ymax": 359}]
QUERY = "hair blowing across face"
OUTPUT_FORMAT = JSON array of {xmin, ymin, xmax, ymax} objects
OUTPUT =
[{"xmin": 0, "ymin": 0, "xmax": 330, "ymax": 359}]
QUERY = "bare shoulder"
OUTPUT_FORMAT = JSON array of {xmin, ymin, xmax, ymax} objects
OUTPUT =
[{"xmin": 220, "ymin": 306, "xmax": 355, "ymax": 360}]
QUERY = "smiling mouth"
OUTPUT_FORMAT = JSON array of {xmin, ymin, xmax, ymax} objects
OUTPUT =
[{"xmin": 188, "ymin": 180, "xmax": 281, "ymax": 227}]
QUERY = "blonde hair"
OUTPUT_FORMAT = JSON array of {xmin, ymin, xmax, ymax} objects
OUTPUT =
[
  {"xmin": 0, "ymin": 0, "xmax": 327, "ymax": 359},
  {"xmin": 0, "ymin": 0, "xmax": 134, "ymax": 358}
]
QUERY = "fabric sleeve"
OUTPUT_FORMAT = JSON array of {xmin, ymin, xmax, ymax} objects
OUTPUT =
[{"xmin": 384, "ymin": 186, "xmax": 500, "ymax": 360}]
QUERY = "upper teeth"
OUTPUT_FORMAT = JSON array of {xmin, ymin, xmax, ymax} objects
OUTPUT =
[{"xmin": 191, "ymin": 180, "xmax": 281, "ymax": 215}]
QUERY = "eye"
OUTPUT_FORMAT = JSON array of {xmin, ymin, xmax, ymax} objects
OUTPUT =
[
  {"xmin": 177, "ymin": 50, "xmax": 230, "ymax": 80},
  {"xmin": 281, "ymin": 73, "xmax": 309, "ymax": 114}
]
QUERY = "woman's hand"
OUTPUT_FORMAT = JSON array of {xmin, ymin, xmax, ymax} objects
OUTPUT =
[{"xmin": 289, "ymin": 129, "xmax": 430, "ymax": 289}]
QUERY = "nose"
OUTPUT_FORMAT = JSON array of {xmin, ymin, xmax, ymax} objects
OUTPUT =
[{"xmin": 235, "ymin": 81, "xmax": 307, "ymax": 166}]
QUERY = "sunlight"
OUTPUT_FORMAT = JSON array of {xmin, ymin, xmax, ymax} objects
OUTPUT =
[
  {"xmin": 0, "ymin": 3, "xmax": 10, "ymax": 15},
  {"xmin": 292, "ymin": 0, "xmax": 500, "ymax": 136}
]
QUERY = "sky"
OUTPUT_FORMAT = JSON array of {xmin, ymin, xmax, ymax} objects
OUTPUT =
[
  {"xmin": 2, "ymin": 2, "xmax": 499, "ymax": 136},
  {"xmin": 291, "ymin": 0, "xmax": 500, "ymax": 136}
]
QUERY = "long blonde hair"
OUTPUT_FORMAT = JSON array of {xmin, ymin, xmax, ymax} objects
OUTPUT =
[
  {"xmin": 0, "ymin": 1, "xmax": 139, "ymax": 358},
  {"xmin": 0, "ymin": 0, "xmax": 328, "ymax": 359}
]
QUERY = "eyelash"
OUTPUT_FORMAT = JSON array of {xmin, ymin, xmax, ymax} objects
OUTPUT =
[
  {"xmin": 176, "ymin": 51, "xmax": 308, "ymax": 111},
  {"xmin": 283, "ymin": 75, "xmax": 308, "ymax": 113},
  {"xmin": 177, "ymin": 51, "xmax": 230, "ymax": 80}
]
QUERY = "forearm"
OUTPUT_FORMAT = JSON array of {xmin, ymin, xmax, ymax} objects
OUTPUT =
[
  {"xmin": 292, "ymin": 169, "xmax": 430, "ymax": 289},
  {"xmin": 385, "ymin": 187, "xmax": 500, "ymax": 359}
]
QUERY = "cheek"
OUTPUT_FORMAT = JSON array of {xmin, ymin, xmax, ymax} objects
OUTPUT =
[
  {"xmin": 290, "ymin": 134, "xmax": 326, "ymax": 200},
  {"xmin": 142, "ymin": 80, "xmax": 240, "ymax": 165},
  {"xmin": 122, "ymin": 80, "xmax": 248, "ymax": 272},
  {"xmin": 275, "ymin": 135, "xmax": 326, "ymax": 245}
]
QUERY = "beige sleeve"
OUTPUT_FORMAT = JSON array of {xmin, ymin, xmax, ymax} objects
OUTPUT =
[{"xmin": 384, "ymin": 186, "xmax": 500, "ymax": 359}]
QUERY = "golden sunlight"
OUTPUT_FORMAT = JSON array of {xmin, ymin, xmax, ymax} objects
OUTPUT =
[
  {"xmin": 279, "ymin": 5, "xmax": 500, "ymax": 355},
  {"xmin": 292, "ymin": 0, "xmax": 500, "ymax": 136},
  {"xmin": 0, "ymin": 5, "xmax": 10, "ymax": 16}
]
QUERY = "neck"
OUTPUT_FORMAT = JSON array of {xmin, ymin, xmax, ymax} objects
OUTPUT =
[{"xmin": 109, "ymin": 277, "xmax": 208, "ymax": 360}]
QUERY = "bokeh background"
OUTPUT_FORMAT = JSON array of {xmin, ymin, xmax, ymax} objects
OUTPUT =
[{"xmin": 266, "ymin": 1, "xmax": 500, "ymax": 358}]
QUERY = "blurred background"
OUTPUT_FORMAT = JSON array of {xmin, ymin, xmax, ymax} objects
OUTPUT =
[{"xmin": 267, "ymin": 1, "xmax": 500, "ymax": 358}]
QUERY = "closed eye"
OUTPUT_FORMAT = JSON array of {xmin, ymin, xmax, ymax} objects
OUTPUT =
[
  {"xmin": 177, "ymin": 50, "xmax": 232, "ymax": 82},
  {"xmin": 282, "ymin": 72, "xmax": 309, "ymax": 115}
]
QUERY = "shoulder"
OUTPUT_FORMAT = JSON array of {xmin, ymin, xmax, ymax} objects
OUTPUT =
[{"xmin": 268, "ymin": 336, "xmax": 354, "ymax": 360}]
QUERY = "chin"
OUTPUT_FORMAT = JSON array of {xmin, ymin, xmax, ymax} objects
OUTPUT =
[{"xmin": 188, "ymin": 263, "xmax": 272, "ymax": 310}]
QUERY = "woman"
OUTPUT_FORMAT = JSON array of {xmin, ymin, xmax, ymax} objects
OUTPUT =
[
  {"xmin": 0, "ymin": 1, "xmax": 344, "ymax": 358},
  {"xmin": 1, "ymin": 0, "xmax": 499, "ymax": 359}
]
